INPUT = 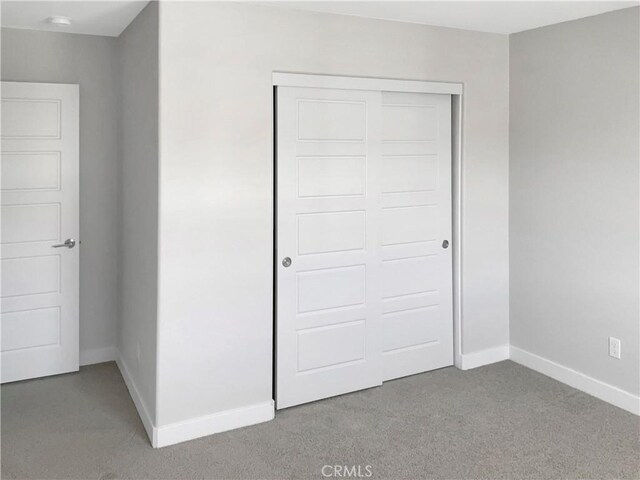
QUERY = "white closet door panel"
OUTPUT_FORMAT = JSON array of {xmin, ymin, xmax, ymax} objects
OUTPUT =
[
  {"xmin": 381, "ymin": 154, "xmax": 438, "ymax": 194},
  {"xmin": 380, "ymin": 205, "xmax": 438, "ymax": 246},
  {"xmin": 276, "ymin": 87, "xmax": 382, "ymax": 409},
  {"xmin": 379, "ymin": 91, "xmax": 453, "ymax": 381},
  {"xmin": 277, "ymin": 85, "xmax": 453, "ymax": 404},
  {"xmin": 297, "ymin": 98, "xmax": 366, "ymax": 141},
  {"xmin": 297, "ymin": 155, "xmax": 366, "ymax": 198},
  {"xmin": 382, "ymin": 255, "xmax": 440, "ymax": 299},
  {"xmin": 297, "ymin": 211, "xmax": 366, "ymax": 255},
  {"xmin": 382, "ymin": 306, "xmax": 440, "ymax": 352}
]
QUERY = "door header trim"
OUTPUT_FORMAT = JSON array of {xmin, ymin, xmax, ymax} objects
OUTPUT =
[{"xmin": 272, "ymin": 72, "xmax": 463, "ymax": 95}]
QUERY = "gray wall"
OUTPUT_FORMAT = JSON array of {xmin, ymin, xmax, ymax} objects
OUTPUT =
[
  {"xmin": 510, "ymin": 7, "xmax": 640, "ymax": 395},
  {"xmin": 1, "ymin": 28, "xmax": 120, "ymax": 363},
  {"xmin": 157, "ymin": 2, "xmax": 509, "ymax": 426},
  {"xmin": 117, "ymin": 1, "xmax": 159, "ymax": 420}
]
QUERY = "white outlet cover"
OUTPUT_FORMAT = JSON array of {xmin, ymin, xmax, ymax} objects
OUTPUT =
[{"xmin": 608, "ymin": 337, "xmax": 621, "ymax": 359}]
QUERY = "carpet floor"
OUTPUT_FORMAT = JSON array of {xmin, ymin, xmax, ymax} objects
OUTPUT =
[{"xmin": 1, "ymin": 360, "xmax": 638, "ymax": 479}]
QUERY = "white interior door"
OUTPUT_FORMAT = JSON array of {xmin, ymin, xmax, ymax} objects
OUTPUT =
[
  {"xmin": 379, "ymin": 92, "xmax": 453, "ymax": 381},
  {"xmin": 276, "ymin": 85, "xmax": 453, "ymax": 409},
  {"xmin": 1, "ymin": 81, "xmax": 79, "ymax": 383},
  {"xmin": 276, "ymin": 87, "xmax": 383, "ymax": 409}
]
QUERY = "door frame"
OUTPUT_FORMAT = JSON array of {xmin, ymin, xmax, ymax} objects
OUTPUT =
[{"xmin": 271, "ymin": 72, "xmax": 465, "ymax": 372}]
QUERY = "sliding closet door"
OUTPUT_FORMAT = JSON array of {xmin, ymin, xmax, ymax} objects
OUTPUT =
[
  {"xmin": 276, "ymin": 87, "xmax": 383, "ymax": 409},
  {"xmin": 379, "ymin": 92, "xmax": 453, "ymax": 381},
  {"xmin": 276, "ymin": 85, "xmax": 453, "ymax": 409}
]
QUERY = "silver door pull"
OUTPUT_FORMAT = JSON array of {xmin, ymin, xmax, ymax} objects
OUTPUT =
[
  {"xmin": 282, "ymin": 257, "xmax": 292, "ymax": 267},
  {"xmin": 442, "ymin": 240, "xmax": 449, "ymax": 249},
  {"xmin": 52, "ymin": 238, "xmax": 76, "ymax": 249}
]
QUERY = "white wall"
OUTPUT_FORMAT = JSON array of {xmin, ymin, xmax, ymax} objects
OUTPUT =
[
  {"xmin": 117, "ymin": 1, "xmax": 159, "ymax": 423},
  {"xmin": 1, "ymin": 28, "xmax": 120, "ymax": 364},
  {"xmin": 510, "ymin": 7, "xmax": 640, "ymax": 397},
  {"xmin": 157, "ymin": 2, "xmax": 509, "ymax": 429}
]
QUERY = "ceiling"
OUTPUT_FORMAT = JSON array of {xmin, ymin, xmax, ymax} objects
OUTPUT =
[
  {"xmin": 0, "ymin": 1, "xmax": 638, "ymax": 37},
  {"xmin": 260, "ymin": 1, "xmax": 638, "ymax": 34},
  {"xmin": 1, "ymin": 1, "xmax": 149, "ymax": 37}
]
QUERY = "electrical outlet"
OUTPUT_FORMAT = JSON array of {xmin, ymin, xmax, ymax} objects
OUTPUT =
[{"xmin": 609, "ymin": 337, "xmax": 621, "ymax": 359}]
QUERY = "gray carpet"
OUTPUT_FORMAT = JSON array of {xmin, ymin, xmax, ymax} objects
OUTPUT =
[{"xmin": 1, "ymin": 361, "xmax": 638, "ymax": 480}]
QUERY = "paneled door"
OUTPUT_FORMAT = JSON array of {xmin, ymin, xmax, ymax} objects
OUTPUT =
[
  {"xmin": 276, "ymin": 87, "xmax": 383, "ymax": 408},
  {"xmin": 379, "ymin": 92, "xmax": 453, "ymax": 381},
  {"xmin": 276, "ymin": 85, "xmax": 453, "ymax": 409},
  {"xmin": 1, "ymin": 81, "xmax": 79, "ymax": 383}
]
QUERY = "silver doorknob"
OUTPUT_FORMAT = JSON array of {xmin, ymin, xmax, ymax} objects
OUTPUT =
[
  {"xmin": 52, "ymin": 238, "xmax": 76, "ymax": 249},
  {"xmin": 282, "ymin": 257, "xmax": 292, "ymax": 267},
  {"xmin": 442, "ymin": 240, "xmax": 449, "ymax": 249}
]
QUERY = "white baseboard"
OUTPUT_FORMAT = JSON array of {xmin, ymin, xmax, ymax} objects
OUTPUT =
[
  {"xmin": 155, "ymin": 400, "xmax": 275, "ymax": 448},
  {"xmin": 510, "ymin": 346, "xmax": 640, "ymax": 416},
  {"xmin": 80, "ymin": 346, "xmax": 117, "ymax": 366},
  {"xmin": 115, "ymin": 352, "xmax": 274, "ymax": 448},
  {"xmin": 459, "ymin": 344, "xmax": 510, "ymax": 370},
  {"xmin": 115, "ymin": 353, "xmax": 157, "ymax": 445}
]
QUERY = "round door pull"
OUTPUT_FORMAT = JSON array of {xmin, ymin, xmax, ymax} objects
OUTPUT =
[
  {"xmin": 282, "ymin": 257, "xmax": 292, "ymax": 267},
  {"xmin": 442, "ymin": 240, "xmax": 449, "ymax": 249}
]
